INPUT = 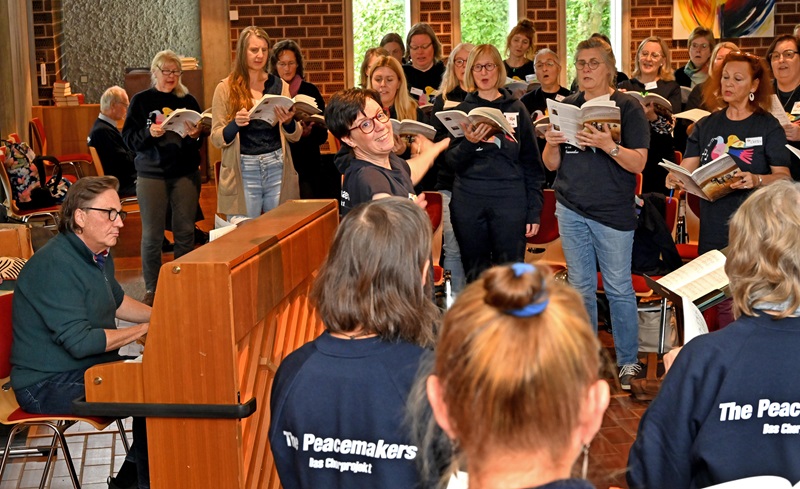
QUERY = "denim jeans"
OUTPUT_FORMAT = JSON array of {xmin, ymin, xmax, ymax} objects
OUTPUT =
[
  {"xmin": 15, "ymin": 368, "xmax": 150, "ymax": 488},
  {"xmin": 440, "ymin": 190, "xmax": 465, "ymax": 294},
  {"xmin": 555, "ymin": 202, "xmax": 639, "ymax": 365},
  {"xmin": 236, "ymin": 150, "xmax": 283, "ymax": 219},
  {"xmin": 138, "ymin": 172, "xmax": 200, "ymax": 292}
]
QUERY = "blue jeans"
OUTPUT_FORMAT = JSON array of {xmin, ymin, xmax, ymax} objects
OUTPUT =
[
  {"xmin": 15, "ymin": 368, "xmax": 150, "ymax": 488},
  {"xmin": 137, "ymin": 172, "xmax": 200, "ymax": 292},
  {"xmin": 237, "ymin": 150, "xmax": 283, "ymax": 219},
  {"xmin": 440, "ymin": 190, "xmax": 465, "ymax": 294},
  {"xmin": 555, "ymin": 202, "xmax": 639, "ymax": 365}
]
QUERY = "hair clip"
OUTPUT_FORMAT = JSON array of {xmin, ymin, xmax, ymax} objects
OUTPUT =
[{"xmin": 507, "ymin": 262, "xmax": 549, "ymax": 317}]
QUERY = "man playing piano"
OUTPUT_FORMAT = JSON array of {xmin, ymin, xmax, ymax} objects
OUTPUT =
[{"xmin": 10, "ymin": 176, "xmax": 151, "ymax": 489}]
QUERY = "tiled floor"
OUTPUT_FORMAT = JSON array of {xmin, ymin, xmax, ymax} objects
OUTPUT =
[{"xmin": 0, "ymin": 418, "xmax": 131, "ymax": 489}]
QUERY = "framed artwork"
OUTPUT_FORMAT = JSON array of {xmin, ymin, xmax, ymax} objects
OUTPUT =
[{"xmin": 673, "ymin": 0, "xmax": 775, "ymax": 39}]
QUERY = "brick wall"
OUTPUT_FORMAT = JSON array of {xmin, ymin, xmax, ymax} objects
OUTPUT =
[
  {"xmin": 526, "ymin": 0, "xmax": 560, "ymax": 53},
  {"xmin": 231, "ymin": 0, "xmax": 346, "ymax": 98},
  {"xmin": 420, "ymin": 0, "xmax": 455, "ymax": 56},
  {"xmin": 32, "ymin": 0, "xmax": 65, "ymax": 105},
  {"xmin": 629, "ymin": 0, "xmax": 798, "ymax": 74}
]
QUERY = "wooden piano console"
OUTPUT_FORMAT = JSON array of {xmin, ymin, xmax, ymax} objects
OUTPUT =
[{"xmin": 77, "ymin": 200, "xmax": 338, "ymax": 488}]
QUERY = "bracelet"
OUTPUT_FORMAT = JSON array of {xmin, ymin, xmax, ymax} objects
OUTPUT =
[{"xmin": 758, "ymin": 175, "xmax": 763, "ymax": 187}]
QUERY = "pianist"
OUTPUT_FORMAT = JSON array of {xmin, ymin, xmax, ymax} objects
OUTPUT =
[
  {"xmin": 269, "ymin": 197, "xmax": 440, "ymax": 489},
  {"xmin": 10, "ymin": 176, "xmax": 151, "ymax": 489}
]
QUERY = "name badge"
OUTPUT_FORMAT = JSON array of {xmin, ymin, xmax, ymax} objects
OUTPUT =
[
  {"xmin": 504, "ymin": 112, "xmax": 519, "ymax": 128},
  {"xmin": 410, "ymin": 87, "xmax": 424, "ymax": 97},
  {"xmin": 644, "ymin": 81, "xmax": 658, "ymax": 90},
  {"xmin": 745, "ymin": 137, "xmax": 763, "ymax": 147},
  {"xmin": 792, "ymin": 102, "xmax": 800, "ymax": 115},
  {"xmin": 555, "ymin": 94, "xmax": 565, "ymax": 102}
]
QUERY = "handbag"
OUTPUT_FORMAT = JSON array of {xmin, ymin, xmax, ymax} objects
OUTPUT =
[{"xmin": 1, "ymin": 139, "xmax": 71, "ymax": 209}]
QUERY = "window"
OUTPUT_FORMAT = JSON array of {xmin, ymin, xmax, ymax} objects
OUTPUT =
[
  {"xmin": 460, "ymin": 0, "xmax": 517, "ymax": 53},
  {"xmin": 351, "ymin": 0, "xmax": 410, "ymax": 86},
  {"xmin": 565, "ymin": 0, "xmax": 612, "ymax": 84}
]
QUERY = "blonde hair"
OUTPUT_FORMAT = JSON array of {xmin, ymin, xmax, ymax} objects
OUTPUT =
[
  {"xmin": 430, "ymin": 264, "xmax": 602, "ymax": 478},
  {"xmin": 726, "ymin": 181, "xmax": 800, "ymax": 320},
  {"xmin": 632, "ymin": 36, "xmax": 675, "ymax": 82},
  {"xmin": 360, "ymin": 47, "xmax": 390, "ymax": 88},
  {"xmin": 438, "ymin": 43, "xmax": 475, "ymax": 101},
  {"xmin": 226, "ymin": 27, "xmax": 271, "ymax": 119},
  {"xmin": 505, "ymin": 18, "xmax": 536, "ymax": 60},
  {"xmin": 368, "ymin": 56, "xmax": 418, "ymax": 121},
  {"xmin": 150, "ymin": 50, "xmax": 188, "ymax": 97},
  {"xmin": 574, "ymin": 37, "xmax": 617, "ymax": 89},
  {"xmin": 464, "ymin": 44, "xmax": 507, "ymax": 92}
]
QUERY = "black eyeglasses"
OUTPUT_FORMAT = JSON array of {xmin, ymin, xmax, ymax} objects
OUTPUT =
[
  {"xmin": 158, "ymin": 66, "xmax": 183, "ymax": 77},
  {"xmin": 770, "ymin": 50, "xmax": 797, "ymax": 62},
  {"xmin": 83, "ymin": 207, "xmax": 127, "ymax": 222},
  {"xmin": 575, "ymin": 59, "xmax": 602, "ymax": 71},
  {"xmin": 348, "ymin": 110, "xmax": 390, "ymax": 134},
  {"xmin": 472, "ymin": 63, "xmax": 497, "ymax": 72}
]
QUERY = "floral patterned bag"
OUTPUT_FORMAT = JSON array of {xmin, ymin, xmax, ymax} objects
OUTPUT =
[{"xmin": 1, "ymin": 139, "xmax": 71, "ymax": 209}]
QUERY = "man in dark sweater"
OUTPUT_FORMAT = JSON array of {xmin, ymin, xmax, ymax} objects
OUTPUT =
[
  {"xmin": 11, "ymin": 177, "xmax": 151, "ymax": 489},
  {"xmin": 87, "ymin": 86, "xmax": 137, "ymax": 197}
]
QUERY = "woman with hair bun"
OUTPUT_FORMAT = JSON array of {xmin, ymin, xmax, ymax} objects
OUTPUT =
[
  {"xmin": 504, "ymin": 19, "xmax": 537, "ymax": 81},
  {"xmin": 413, "ymin": 262, "xmax": 610, "ymax": 489}
]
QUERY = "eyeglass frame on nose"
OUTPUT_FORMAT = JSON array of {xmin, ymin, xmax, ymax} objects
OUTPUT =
[
  {"xmin": 769, "ymin": 50, "xmax": 797, "ymax": 62},
  {"xmin": 535, "ymin": 60, "xmax": 558, "ymax": 70},
  {"xmin": 277, "ymin": 61, "xmax": 297, "ymax": 68},
  {"xmin": 158, "ymin": 66, "xmax": 183, "ymax": 77},
  {"xmin": 348, "ymin": 110, "xmax": 390, "ymax": 135},
  {"xmin": 574, "ymin": 59, "xmax": 602, "ymax": 71},
  {"xmin": 472, "ymin": 63, "xmax": 497, "ymax": 72},
  {"xmin": 410, "ymin": 42, "xmax": 432, "ymax": 51},
  {"xmin": 639, "ymin": 51, "xmax": 663, "ymax": 60},
  {"xmin": 82, "ymin": 207, "xmax": 127, "ymax": 222},
  {"xmin": 453, "ymin": 58, "xmax": 469, "ymax": 67}
]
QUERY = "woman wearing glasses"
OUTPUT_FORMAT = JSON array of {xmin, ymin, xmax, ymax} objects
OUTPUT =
[
  {"xmin": 674, "ymin": 27, "xmax": 716, "ymax": 88},
  {"xmin": 618, "ymin": 36, "xmax": 681, "ymax": 194},
  {"xmin": 542, "ymin": 37, "xmax": 649, "ymax": 390},
  {"xmin": 429, "ymin": 42, "xmax": 474, "ymax": 294},
  {"xmin": 503, "ymin": 19, "xmax": 537, "ymax": 81},
  {"xmin": 326, "ymin": 88, "xmax": 449, "ymax": 215},
  {"xmin": 122, "ymin": 49, "xmax": 204, "ymax": 301},
  {"xmin": 445, "ymin": 44, "xmax": 544, "ymax": 283},
  {"xmin": 666, "ymin": 52, "xmax": 790, "ymax": 328},
  {"xmin": 269, "ymin": 39, "xmax": 333, "ymax": 199},
  {"xmin": 521, "ymin": 48, "xmax": 572, "ymax": 187},
  {"xmin": 210, "ymin": 27, "xmax": 301, "ymax": 221},
  {"xmin": 403, "ymin": 23, "xmax": 445, "ymax": 106},
  {"xmin": 767, "ymin": 34, "xmax": 800, "ymax": 180}
]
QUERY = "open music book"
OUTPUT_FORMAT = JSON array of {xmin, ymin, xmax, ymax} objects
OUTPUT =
[
  {"xmin": 391, "ymin": 119, "xmax": 437, "ymax": 140},
  {"xmin": 249, "ymin": 94, "xmax": 320, "ymax": 126},
  {"xmin": 160, "ymin": 108, "xmax": 212, "ymax": 137},
  {"xmin": 546, "ymin": 95, "xmax": 621, "ymax": 150},
  {"xmin": 674, "ymin": 108, "xmax": 711, "ymax": 123},
  {"xmin": 659, "ymin": 154, "xmax": 740, "ymax": 202},
  {"xmin": 435, "ymin": 107, "xmax": 517, "ymax": 142},
  {"xmin": 706, "ymin": 476, "xmax": 800, "ymax": 488}
]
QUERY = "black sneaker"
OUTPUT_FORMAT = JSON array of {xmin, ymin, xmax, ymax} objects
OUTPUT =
[
  {"xmin": 142, "ymin": 290, "xmax": 155, "ymax": 307},
  {"xmin": 108, "ymin": 476, "xmax": 137, "ymax": 489},
  {"xmin": 618, "ymin": 363, "xmax": 642, "ymax": 391}
]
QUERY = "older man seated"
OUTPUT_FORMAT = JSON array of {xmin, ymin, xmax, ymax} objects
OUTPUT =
[
  {"xmin": 88, "ymin": 86, "xmax": 138, "ymax": 197},
  {"xmin": 10, "ymin": 176, "xmax": 150, "ymax": 489}
]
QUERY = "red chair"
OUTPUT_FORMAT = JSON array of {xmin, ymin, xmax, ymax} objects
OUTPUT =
[
  {"xmin": 676, "ymin": 192, "xmax": 700, "ymax": 261},
  {"xmin": 422, "ymin": 191, "xmax": 444, "ymax": 285},
  {"xmin": 28, "ymin": 117, "xmax": 89, "ymax": 180},
  {"xmin": 526, "ymin": 189, "xmax": 566, "ymax": 273},
  {"xmin": 0, "ymin": 293, "xmax": 130, "ymax": 489}
]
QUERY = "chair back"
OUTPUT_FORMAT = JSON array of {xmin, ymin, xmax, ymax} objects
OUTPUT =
[
  {"xmin": 528, "ymin": 189, "xmax": 559, "ymax": 245},
  {"xmin": 674, "ymin": 150, "xmax": 683, "ymax": 164},
  {"xmin": 422, "ymin": 191, "xmax": 443, "ymax": 269},
  {"xmin": 665, "ymin": 191, "xmax": 679, "ymax": 233},
  {"xmin": 687, "ymin": 192, "xmax": 701, "ymax": 217},
  {"xmin": 28, "ymin": 118, "xmax": 47, "ymax": 156},
  {"xmin": 0, "ymin": 293, "xmax": 13, "ymax": 379},
  {"xmin": 88, "ymin": 146, "xmax": 106, "ymax": 176}
]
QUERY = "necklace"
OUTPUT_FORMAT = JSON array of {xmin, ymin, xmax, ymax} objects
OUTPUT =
[
  {"xmin": 330, "ymin": 331, "xmax": 378, "ymax": 340},
  {"xmin": 778, "ymin": 85, "xmax": 799, "ymax": 111}
]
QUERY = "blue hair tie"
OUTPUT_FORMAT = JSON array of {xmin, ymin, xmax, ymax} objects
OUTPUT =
[{"xmin": 506, "ymin": 262, "xmax": 549, "ymax": 317}]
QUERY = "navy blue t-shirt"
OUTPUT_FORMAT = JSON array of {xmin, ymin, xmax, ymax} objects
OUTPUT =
[{"xmin": 339, "ymin": 153, "xmax": 415, "ymax": 215}]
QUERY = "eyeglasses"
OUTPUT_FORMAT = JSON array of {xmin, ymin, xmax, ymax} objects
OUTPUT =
[
  {"xmin": 472, "ymin": 63, "xmax": 497, "ymax": 72},
  {"xmin": 639, "ymin": 51, "xmax": 663, "ymax": 60},
  {"xmin": 158, "ymin": 67, "xmax": 183, "ymax": 77},
  {"xmin": 83, "ymin": 207, "xmax": 127, "ymax": 222},
  {"xmin": 770, "ymin": 50, "xmax": 797, "ymax": 62},
  {"xmin": 535, "ymin": 60, "xmax": 558, "ymax": 70},
  {"xmin": 410, "ymin": 42, "xmax": 432, "ymax": 51},
  {"xmin": 690, "ymin": 42, "xmax": 710, "ymax": 50},
  {"xmin": 276, "ymin": 61, "xmax": 297, "ymax": 68},
  {"xmin": 574, "ymin": 59, "xmax": 601, "ymax": 71},
  {"xmin": 453, "ymin": 58, "xmax": 468, "ymax": 67},
  {"xmin": 349, "ymin": 110, "xmax": 390, "ymax": 134}
]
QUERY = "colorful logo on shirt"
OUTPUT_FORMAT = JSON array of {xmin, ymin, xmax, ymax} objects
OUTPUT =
[{"xmin": 702, "ymin": 135, "xmax": 754, "ymax": 165}]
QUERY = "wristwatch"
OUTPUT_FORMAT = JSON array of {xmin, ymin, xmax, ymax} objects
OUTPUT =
[{"xmin": 608, "ymin": 144, "xmax": 620, "ymax": 157}]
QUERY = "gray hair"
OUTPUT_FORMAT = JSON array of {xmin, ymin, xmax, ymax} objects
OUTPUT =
[{"xmin": 99, "ymin": 86, "xmax": 126, "ymax": 114}]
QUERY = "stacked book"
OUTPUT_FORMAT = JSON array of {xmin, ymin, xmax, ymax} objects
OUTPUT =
[
  {"xmin": 53, "ymin": 80, "xmax": 81, "ymax": 106},
  {"xmin": 180, "ymin": 57, "xmax": 199, "ymax": 71}
]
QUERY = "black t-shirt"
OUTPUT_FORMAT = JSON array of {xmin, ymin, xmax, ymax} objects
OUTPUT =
[
  {"xmin": 430, "ymin": 87, "xmax": 470, "ymax": 192},
  {"xmin": 552, "ymin": 90, "xmax": 650, "ymax": 231},
  {"xmin": 774, "ymin": 80, "xmax": 800, "ymax": 180},
  {"xmin": 403, "ymin": 61, "xmax": 445, "ymax": 105},
  {"xmin": 504, "ymin": 59, "xmax": 535, "ymax": 81},
  {"xmin": 685, "ymin": 109, "xmax": 790, "ymax": 254},
  {"xmin": 239, "ymin": 75, "xmax": 285, "ymax": 155},
  {"xmin": 340, "ymin": 153, "xmax": 415, "ymax": 215},
  {"xmin": 521, "ymin": 86, "xmax": 573, "ymax": 187}
]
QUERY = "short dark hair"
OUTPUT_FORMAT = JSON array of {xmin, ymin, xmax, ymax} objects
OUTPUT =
[
  {"xmin": 766, "ymin": 34, "xmax": 800, "ymax": 74},
  {"xmin": 269, "ymin": 39, "xmax": 305, "ymax": 78},
  {"xmin": 310, "ymin": 197, "xmax": 439, "ymax": 347},
  {"xmin": 380, "ymin": 32, "xmax": 405, "ymax": 53},
  {"xmin": 325, "ymin": 88, "xmax": 383, "ymax": 139},
  {"xmin": 59, "ymin": 176, "xmax": 119, "ymax": 234},
  {"xmin": 405, "ymin": 23, "xmax": 442, "ymax": 61}
]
